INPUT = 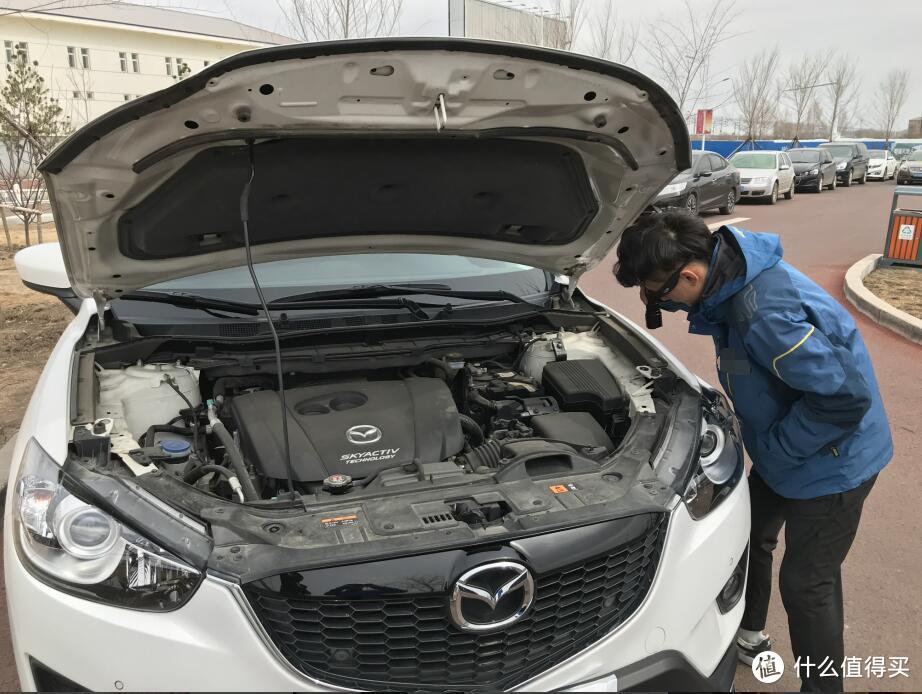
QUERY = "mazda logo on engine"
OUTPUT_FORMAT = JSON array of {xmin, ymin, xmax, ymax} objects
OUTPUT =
[
  {"xmin": 449, "ymin": 561, "xmax": 535, "ymax": 632},
  {"xmin": 346, "ymin": 425, "xmax": 382, "ymax": 445}
]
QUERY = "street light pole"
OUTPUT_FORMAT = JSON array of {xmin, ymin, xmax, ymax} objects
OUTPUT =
[{"xmin": 700, "ymin": 77, "xmax": 731, "ymax": 151}]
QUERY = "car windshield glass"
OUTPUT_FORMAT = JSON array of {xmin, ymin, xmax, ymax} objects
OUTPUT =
[
  {"xmin": 909, "ymin": 151, "xmax": 922, "ymax": 161},
  {"xmin": 867, "ymin": 150, "xmax": 887, "ymax": 158},
  {"xmin": 788, "ymin": 150, "xmax": 820, "ymax": 163},
  {"xmin": 821, "ymin": 145, "xmax": 856, "ymax": 158},
  {"xmin": 142, "ymin": 254, "xmax": 550, "ymax": 304},
  {"xmin": 729, "ymin": 153, "xmax": 776, "ymax": 169}
]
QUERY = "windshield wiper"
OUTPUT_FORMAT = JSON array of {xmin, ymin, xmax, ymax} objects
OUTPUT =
[
  {"xmin": 119, "ymin": 290, "xmax": 262, "ymax": 315},
  {"xmin": 120, "ymin": 290, "xmax": 435, "ymax": 321},
  {"xmin": 269, "ymin": 283, "xmax": 545, "ymax": 309}
]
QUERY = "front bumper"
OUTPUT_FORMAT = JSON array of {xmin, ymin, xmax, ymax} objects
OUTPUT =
[
  {"xmin": 794, "ymin": 173, "xmax": 821, "ymax": 189},
  {"xmin": 6, "ymin": 473, "xmax": 750, "ymax": 692},
  {"xmin": 565, "ymin": 639, "xmax": 738, "ymax": 692},
  {"xmin": 654, "ymin": 193, "xmax": 687, "ymax": 209},
  {"xmin": 739, "ymin": 182, "xmax": 770, "ymax": 197}
]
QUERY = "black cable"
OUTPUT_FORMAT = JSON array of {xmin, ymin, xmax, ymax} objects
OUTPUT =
[
  {"xmin": 239, "ymin": 140, "xmax": 296, "ymax": 502},
  {"xmin": 165, "ymin": 380, "xmax": 202, "ymax": 462}
]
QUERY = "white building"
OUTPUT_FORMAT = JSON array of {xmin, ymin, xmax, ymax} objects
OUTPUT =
[
  {"xmin": 448, "ymin": 0, "xmax": 570, "ymax": 49},
  {"xmin": 0, "ymin": 1, "xmax": 294, "ymax": 125}
]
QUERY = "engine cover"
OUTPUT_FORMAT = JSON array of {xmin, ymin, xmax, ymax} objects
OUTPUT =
[{"xmin": 229, "ymin": 378, "xmax": 464, "ymax": 482}]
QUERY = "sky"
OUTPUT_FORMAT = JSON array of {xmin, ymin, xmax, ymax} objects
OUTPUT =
[{"xmin": 151, "ymin": 0, "xmax": 922, "ymax": 132}]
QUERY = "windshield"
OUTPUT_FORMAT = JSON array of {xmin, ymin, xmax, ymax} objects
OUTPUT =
[
  {"xmin": 909, "ymin": 151, "xmax": 922, "ymax": 162},
  {"xmin": 729, "ymin": 153, "xmax": 777, "ymax": 169},
  {"xmin": 867, "ymin": 150, "xmax": 887, "ymax": 158},
  {"xmin": 142, "ymin": 254, "xmax": 551, "ymax": 304},
  {"xmin": 788, "ymin": 150, "xmax": 821, "ymax": 163},
  {"xmin": 821, "ymin": 145, "xmax": 856, "ymax": 158}
]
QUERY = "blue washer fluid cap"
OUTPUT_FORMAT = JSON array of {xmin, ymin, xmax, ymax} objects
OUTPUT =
[{"xmin": 160, "ymin": 439, "xmax": 192, "ymax": 457}]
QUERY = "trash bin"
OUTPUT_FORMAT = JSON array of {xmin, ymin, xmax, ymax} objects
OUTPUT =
[{"xmin": 881, "ymin": 186, "xmax": 922, "ymax": 267}]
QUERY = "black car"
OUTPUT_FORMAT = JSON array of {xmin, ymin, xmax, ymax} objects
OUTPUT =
[
  {"xmin": 788, "ymin": 148, "xmax": 837, "ymax": 192},
  {"xmin": 817, "ymin": 141, "xmax": 869, "ymax": 187},
  {"xmin": 654, "ymin": 150, "xmax": 741, "ymax": 215},
  {"xmin": 896, "ymin": 150, "xmax": 922, "ymax": 185}
]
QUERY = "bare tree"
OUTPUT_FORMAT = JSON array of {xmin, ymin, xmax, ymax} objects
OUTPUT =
[
  {"xmin": 541, "ymin": 0, "xmax": 587, "ymax": 51},
  {"xmin": 782, "ymin": 52, "xmax": 829, "ymax": 142},
  {"xmin": 875, "ymin": 68, "xmax": 910, "ymax": 144},
  {"xmin": 732, "ymin": 48, "xmax": 781, "ymax": 141},
  {"xmin": 641, "ymin": 0, "xmax": 740, "ymax": 119},
  {"xmin": 0, "ymin": 58, "xmax": 70, "ymax": 245},
  {"xmin": 825, "ymin": 55, "xmax": 859, "ymax": 141},
  {"xmin": 588, "ymin": 3, "xmax": 639, "ymax": 65},
  {"xmin": 278, "ymin": 0, "xmax": 404, "ymax": 42}
]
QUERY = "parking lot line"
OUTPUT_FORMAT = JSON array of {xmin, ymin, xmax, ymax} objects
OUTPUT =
[{"xmin": 708, "ymin": 217, "xmax": 750, "ymax": 231}]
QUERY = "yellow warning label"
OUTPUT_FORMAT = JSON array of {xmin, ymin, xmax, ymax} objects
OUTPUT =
[{"xmin": 549, "ymin": 485, "xmax": 568, "ymax": 494}]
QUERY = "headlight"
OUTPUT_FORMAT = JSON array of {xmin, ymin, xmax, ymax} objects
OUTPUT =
[
  {"xmin": 837, "ymin": 162, "xmax": 847, "ymax": 170},
  {"xmin": 684, "ymin": 390, "xmax": 744, "ymax": 520},
  {"xmin": 809, "ymin": 168, "xmax": 819, "ymax": 175},
  {"xmin": 12, "ymin": 439, "xmax": 201, "ymax": 610},
  {"xmin": 749, "ymin": 177, "xmax": 768, "ymax": 186},
  {"xmin": 659, "ymin": 181, "xmax": 687, "ymax": 196}
]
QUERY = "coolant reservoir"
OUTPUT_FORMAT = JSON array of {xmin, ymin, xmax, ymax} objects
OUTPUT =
[{"xmin": 96, "ymin": 362, "xmax": 201, "ymax": 438}]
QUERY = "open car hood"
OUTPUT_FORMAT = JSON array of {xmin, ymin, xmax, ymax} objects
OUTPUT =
[{"xmin": 40, "ymin": 38, "xmax": 689, "ymax": 299}]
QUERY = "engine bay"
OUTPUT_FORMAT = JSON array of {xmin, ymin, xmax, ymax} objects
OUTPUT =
[{"xmin": 81, "ymin": 324, "xmax": 668, "ymax": 509}]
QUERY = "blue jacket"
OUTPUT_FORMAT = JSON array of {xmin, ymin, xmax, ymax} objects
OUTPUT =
[{"xmin": 685, "ymin": 226, "xmax": 892, "ymax": 499}]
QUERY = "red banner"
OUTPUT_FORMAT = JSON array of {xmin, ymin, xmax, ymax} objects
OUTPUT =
[{"xmin": 695, "ymin": 109, "xmax": 713, "ymax": 135}]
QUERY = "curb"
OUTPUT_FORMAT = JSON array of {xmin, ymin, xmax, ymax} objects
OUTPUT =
[{"xmin": 844, "ymin": 254, "xmax": 922, "ymax": 345}]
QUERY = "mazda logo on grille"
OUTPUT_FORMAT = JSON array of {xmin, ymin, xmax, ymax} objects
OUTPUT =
[
  {"xmin": 346, "ymin": 425, "xmax": 382, "ymax": 445},
  {"xmin": 449, "ymin": 561, "xmax": 535, "ymax": 632}
]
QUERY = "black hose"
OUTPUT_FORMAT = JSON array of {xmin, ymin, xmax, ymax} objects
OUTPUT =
[
  {"xmin": 468, "ymin": 390, "xmax": 497, "ymax": 411},
  {"xmin": 165, "ymin": 380, "xmax": 203, "ymax": 461},
  {"xmin": 459, "ymin": 414, "xmax": 485, "ymax": 447},
  {"xmin": 425, "ymin": 358, "xmax": 454, "ymax": 384},
  {"xmin": 183, "ymin": 464, "xmax": 234, "ymax": 484},
  {"xmin": 461, "ymin": 440, "xmax": 504, "ymax": 469},
  {"xmin": 209, "ymin": 418, "xmax": 259, "ymax": 501},
  {"xmin": 141, "ymin": 424, "xmax": 193, "ymax": 447}
]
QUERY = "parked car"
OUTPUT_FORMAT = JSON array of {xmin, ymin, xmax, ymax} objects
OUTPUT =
[
  {"xmin": 788, "ymin": 147, "xmax": 838, "ymax": 193},
  {"xmin": 817, "ymin": 141, "xmax": 869, "ymax": 186},
  {"xmin": 896, "ymin": 149, "xmax": 922, "ymax": 185},
  {"xmin": 654, "ymin": 150, "xmax": 740, "ymax": 215},
  {"xmin": 729, "ymin": 150, "xmax": 796, "ymax": 204},
  {"xmin": 866, "ymin": 149, "xmax": 898, "ymax": 180},
  {"xmin": 3, "ymin": 40, "xmax": 749, "ymax": 693}
]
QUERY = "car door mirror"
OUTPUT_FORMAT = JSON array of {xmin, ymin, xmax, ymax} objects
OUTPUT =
[{"xmin": 14, "ymin": 243, "xmax": 75, "ymax": 298}]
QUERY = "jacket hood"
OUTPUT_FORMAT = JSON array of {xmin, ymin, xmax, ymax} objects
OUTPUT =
[
  {"xmin": 39, "ymin": 38, "xmax": 690, "ymax": 299},
  {"xmin": 691, "ymin": 226, "xmax": 784, "ymax": 330}
]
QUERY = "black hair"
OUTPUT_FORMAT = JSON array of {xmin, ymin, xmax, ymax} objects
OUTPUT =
[{"xmin": 613, "ymin": 210, "xmax": 716, "ymax": 287}]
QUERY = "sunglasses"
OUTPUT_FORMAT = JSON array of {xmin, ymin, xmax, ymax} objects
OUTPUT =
[{"xmin": 644, "ymin": 263, "xmax": 687, "ymax": 330}]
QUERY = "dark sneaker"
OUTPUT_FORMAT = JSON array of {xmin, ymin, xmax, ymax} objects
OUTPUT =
[{"xmin": 737, "ymin": 634, "xmax": 772, "ymax": 665}]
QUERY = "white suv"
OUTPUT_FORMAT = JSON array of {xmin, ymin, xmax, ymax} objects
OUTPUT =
[{"xmin": 4, "ymin": 39, "xmax": 749, "ymax": 692}]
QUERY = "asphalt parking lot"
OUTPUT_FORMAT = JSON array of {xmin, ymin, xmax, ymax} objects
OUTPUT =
[
  {"xmin": 0, "ymin": 178, "xmax": 918, "ymax": 692},
  {"xmin": 583, "ymin": 177, "xmax": 922, "ymax": 692}
]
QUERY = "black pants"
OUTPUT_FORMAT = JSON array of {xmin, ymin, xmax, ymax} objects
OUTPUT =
[{"xmin": 741, "ymin": 469, "xmax": 877, "ymax": 693}]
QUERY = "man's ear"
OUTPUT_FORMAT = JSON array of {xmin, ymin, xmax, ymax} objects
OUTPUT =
[{"xmin": 680, "ymin": 266, "xmax": 703, "ymax": 287}]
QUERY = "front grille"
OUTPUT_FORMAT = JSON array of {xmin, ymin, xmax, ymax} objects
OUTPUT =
[{"xmin": 244, "ymin": 514, "xmax": 666, "ymax": 690}]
